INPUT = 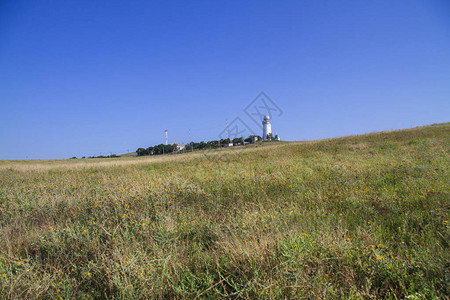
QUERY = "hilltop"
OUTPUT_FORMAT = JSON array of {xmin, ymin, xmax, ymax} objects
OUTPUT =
[
  {"xmin": 1, "ymin": 122, "xmax": 448, "ymax": 170},
  {"xmin": 0, "ymin": 122, "xmax": 448, "ymax": 298}
]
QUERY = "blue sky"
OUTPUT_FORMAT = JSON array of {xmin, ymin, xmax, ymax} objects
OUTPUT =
[{"xmin": 1, "ymin": 0, "xmax": 449, "ymax": 159}]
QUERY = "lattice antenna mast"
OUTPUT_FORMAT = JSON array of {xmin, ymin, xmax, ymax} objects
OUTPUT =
[
  {"xmin": 226, "ymin": 120, "xmax": 229, "ymax": 140},
  {"xmin": 189, "ymin": 129, "xmax": 193, "ymax": 152}
]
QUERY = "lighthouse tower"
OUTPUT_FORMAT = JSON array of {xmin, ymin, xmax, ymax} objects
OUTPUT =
[{"xmin": 262, "ymin": 115, "xmax": 272, "ymax": 141}]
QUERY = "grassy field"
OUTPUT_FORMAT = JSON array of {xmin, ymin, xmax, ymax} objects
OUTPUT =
[{"xmin": 0, "ymin": 123, "xmax": 449, "ymax": 299}]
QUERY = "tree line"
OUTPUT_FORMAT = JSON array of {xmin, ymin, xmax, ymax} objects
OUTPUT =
[
  {"xmin": 136, "ymin": 143, "xmax": 179, "ymax": 156},
  {"xmin": 136, "ymin": 135, "xmax": 264, "ymax": 156}
]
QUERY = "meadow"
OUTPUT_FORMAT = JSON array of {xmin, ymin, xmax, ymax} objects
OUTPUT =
[{"xmin": 0, "ymin": 123, "xmax": 448, "ymax": 299}]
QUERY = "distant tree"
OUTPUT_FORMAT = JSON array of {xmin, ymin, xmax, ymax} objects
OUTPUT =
[
  {"xmin": 220, "ymin": 138, "xmax": 231, "ymax": 145},
  {"xmin": 244, "ymin": 137, "xmax": 251, "ymax": 143},
  {"xmin": 166, "ymin": 144, "xmax": 175, "ymax": 153},
  {"xmin": 153, "ymin": 144, "xmax": 165, "ymax": 155},
  {"xmin": 198, "ymin": 141, "xmax": 207, "ymax": 149},
  {"xmin": 136, "ymin": 148, "xmax": 146, "ymax": 156},
  {"xmin": 207, "ymin": 140, "xmax": 219, "ymax": 148},
  {"xmin": 232, "ymin": 137, "xmax": 242, "ymax": 145},
  {"xmin": 266, "ymin": 133, "xmax": 273, "ymax": 141}
]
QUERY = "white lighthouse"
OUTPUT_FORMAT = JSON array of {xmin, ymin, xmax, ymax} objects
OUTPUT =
[{"xmin": 262, "ymin": 115, "xmax": 272, "ymax": 141}]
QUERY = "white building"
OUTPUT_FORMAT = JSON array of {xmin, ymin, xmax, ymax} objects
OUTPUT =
[
  {"xmin": 172, "ymin": 143, "xmax": 185, "ymax": 152},
  {"xmin": 262, "ymin": 115, "xmax": 272, "ymax": 141}
]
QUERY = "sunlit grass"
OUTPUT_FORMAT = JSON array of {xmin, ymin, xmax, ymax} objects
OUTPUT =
[{"xmin": 0, "ymin": 123, "xmax": 448, "ymax": 298}]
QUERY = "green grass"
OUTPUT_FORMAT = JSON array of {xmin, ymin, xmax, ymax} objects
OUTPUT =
[
  {"xmin": 118, "ymin": 152, "xmax": 137, "ymax": 157},
  {"xmin": 0, "ymin": 123, "xmax": 449, "ymax": 299}
]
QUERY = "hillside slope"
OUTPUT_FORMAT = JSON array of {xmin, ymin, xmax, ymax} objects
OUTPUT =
[{"xmin": 0, "ymin": 123, "xmax": 448, "ymax": 298}]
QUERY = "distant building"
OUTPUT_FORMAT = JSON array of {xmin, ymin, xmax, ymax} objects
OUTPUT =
[
  {"xmin": 262, "ymin": 115, "xmax": 272, "ymax": 141},
  {"xmin": 223, "ymin": 143, "xmax": 234, "ymax": 147},
  {"xmin": 172, "ymin": 143, "xmax": 185, "ymax": 152},
  {"xmin": 274, "ymin": 134, "xmax": 281, "ymax": 141},
  {"xmin": 252, "ymin": 136, "xmax": 259, "ymax": 143}
]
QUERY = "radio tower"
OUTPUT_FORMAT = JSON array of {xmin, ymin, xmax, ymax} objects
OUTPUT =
[{"xmin": 165, "ymin": 130, "xmax": 168, "ymax": 145}]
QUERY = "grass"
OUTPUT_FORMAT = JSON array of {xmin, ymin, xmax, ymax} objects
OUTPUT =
[
  {"xmin": 0, "ymin": 123, "xmax": 448, "ymax": 299},
  {"xmin": 118, "ymin": 152, "xmax": 137, "ymax": 158}
]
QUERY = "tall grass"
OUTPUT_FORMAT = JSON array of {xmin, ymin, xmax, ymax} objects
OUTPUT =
[{"xmin": 0, "ymin": 123, "xmax": 449, "ymax": 298}]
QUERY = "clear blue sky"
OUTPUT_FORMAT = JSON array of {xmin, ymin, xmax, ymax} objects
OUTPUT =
[{"xmin": 1, "ymin": 0, "xmax": 449, "ymax": 159}]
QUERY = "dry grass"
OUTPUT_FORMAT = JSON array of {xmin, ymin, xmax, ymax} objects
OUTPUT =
[
  {"xmin": 0, "ymin": 122, "xmax": 448, "ymax": 299},
  {"xmin": 0, "ymin": 142, "xmax": 285, "ymax": 171}
]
